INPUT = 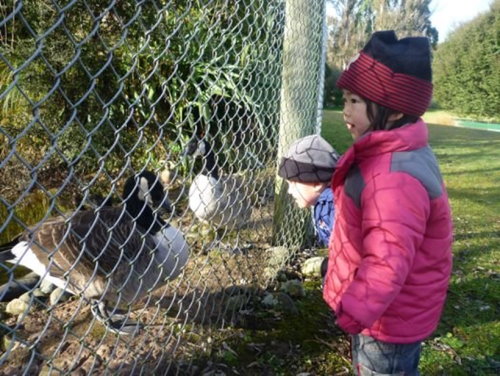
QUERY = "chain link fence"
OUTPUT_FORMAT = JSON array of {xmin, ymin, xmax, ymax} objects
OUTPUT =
[{"xmin": 0, "ymin": 0, "xmax": 326, "ymax": 374}]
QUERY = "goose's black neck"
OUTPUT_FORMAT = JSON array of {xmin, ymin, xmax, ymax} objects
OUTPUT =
[
  {"xmin": 203, "ymin": 147, "xmax": 219, "ymax": 180},
  {"xmin": 122, "ymin": 179, "xmax": 166, "ymax": 234}
]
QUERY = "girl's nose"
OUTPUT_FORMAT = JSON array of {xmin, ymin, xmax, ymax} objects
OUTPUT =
[{"xmin": 343, "ymin": 107, "xmax": 349, "ymax": 119}]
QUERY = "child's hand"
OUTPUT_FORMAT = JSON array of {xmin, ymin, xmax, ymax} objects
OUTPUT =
[{"xmin": 337, "ymin": 309, "xmax": 363, "ymax": 334}]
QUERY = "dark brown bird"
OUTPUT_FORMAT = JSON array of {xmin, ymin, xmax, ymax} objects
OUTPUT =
[{"xmin": 0, "ymin": 171, "xmax": 189, "ymax": 334}]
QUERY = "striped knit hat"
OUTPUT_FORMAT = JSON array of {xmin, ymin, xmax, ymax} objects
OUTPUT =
[{"xmin": 337, "ymin": 30, "xmax": 433, "ymax": 117}]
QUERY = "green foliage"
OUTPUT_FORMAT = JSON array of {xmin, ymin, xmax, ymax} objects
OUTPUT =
[
  {"xmin": 320, "ymin": 110, "xmax": 353, "ymax": 153},
  {"xmin": 326, "ymin": 0, "xmax": 437, "ymax": 70},
  {"xmin": 325, "ymin": 0, "xmax": 438, "ymax": 105},
  {"xmin": 323, "ymin": 63, "xmax": 342, "ymax": 107},
  {"xmin": 433, "ymin": 2, "xmax": 500, "ymax": 121},
  {"xmin": 0, "ymin": 0, "xmax": 284, "ymax": 198}
]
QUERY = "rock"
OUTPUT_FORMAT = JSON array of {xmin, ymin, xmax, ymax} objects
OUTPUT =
[
  {"xmin": 260, "ymin": 292, "xmax": 299, "ymax": 315},
  {"xmin": 19, "ymin": 292, "xmax": 31, "ymax": 303},
  {"xmin": 160, "ymin": 166, "xmax": 175, "ymax": 187},
  {"xmin": 280, "ymin": 280, "xmax": 306, "ymax": 298},
  {"xmin": 3, "ymin": 333, "xmax": 28, "ymax": 353},
  {"xmin": 32, "ymin": 288, "xmax": 46, "ymax": 299},
  {"xmin": 226, "ymin": 294, "xmax": 249, "ymax": 311},
  {"xmin": 275, "ymin": 292, "xmax": 299, "ymax": 315},
  {"xmin": 40, "ymin": 279, "xmax": 56, "ymax": 295},
  {"xmin": 5, "ymin": 298, "xmax": 30, "ymax": 315},
  {"xmin": 49, "ymin": 288, "xmax": 71, "ymax": 306},
  {"xmin": 301, "ymin": 256, "xmax": 326, "ymax": 277},
  {"xmin": 263, "ymin": 246, "xmax": 292, "ymax": 281},
  {"xmin": 266, "ymin": 246, "xmax": 290, "ymax": 267},
  {"xmin": 261, "ymin": 293, "xmax": 278, "ymax": 307}
]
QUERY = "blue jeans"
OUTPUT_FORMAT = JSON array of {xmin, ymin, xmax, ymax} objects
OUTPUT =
[{"xmin": 351, "ymin": 334, "xmax": 421, "ymax": 376}]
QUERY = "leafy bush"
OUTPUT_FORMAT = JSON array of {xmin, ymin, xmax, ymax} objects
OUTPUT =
[
  {"xmin": 323, "ymin": 64, "xmax": 342, "ymax": 108},
  {"xmin": 0, "ymin": 0, "xmax": 284, "ymax": 201},
  {"xmin": 432, "ymin": 1, "xmax": 500, "ymax": 121}
]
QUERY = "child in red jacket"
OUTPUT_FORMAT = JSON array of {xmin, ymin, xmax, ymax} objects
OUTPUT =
[{"xmin": 323, "ymin": 30, "xmax": 453, "ymax": 375}]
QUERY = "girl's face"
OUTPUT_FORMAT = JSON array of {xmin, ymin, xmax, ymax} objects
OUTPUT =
[{"xmin": 342, "ymin": 90, "xmax": 371, "ymax": 141}]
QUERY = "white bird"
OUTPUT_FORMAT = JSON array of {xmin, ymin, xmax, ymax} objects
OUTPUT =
[
  {"xmin": 0, "ymin": 171, "xmax": 189, "ymax": 334},
  {"xmin": 184, "ymin": 138, "xmax": 252, "ymax": 231}
]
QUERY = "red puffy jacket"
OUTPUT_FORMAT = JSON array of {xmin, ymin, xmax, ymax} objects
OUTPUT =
[{"xmin": 323, "ymin": 119, "xmax": 453, "ymax": 343}]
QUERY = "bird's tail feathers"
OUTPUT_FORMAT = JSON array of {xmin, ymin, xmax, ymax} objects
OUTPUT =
[{"xmin": 0, "ymin": 236, "xmax": 21, "ymax": 263}]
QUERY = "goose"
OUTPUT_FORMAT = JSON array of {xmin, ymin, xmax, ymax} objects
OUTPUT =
[
  {"xmin": 0, "ymin": 171, "xmax": 189, "ymax": 334},
  {"xmin": 183, "ymin": 138, "xmax": 253, "ymax": 234}
]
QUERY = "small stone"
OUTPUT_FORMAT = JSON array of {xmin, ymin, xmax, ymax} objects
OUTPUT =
[
  {"xmin": 5, "ymin": 298, "xmax": 30, "ymax": 315},
  {"xmin": 49, "ymin": 288, "xmax": 71, "ymax": 306},
  {"xmin": 19, "ymin": 292, "xmax": 31, "ymax": 303},
  {"xmin": 264, "ymin": 246, "xmax": 292, "ymax": 281},
  {"xmin": 261, "ymin": 293, "xmax": 278, "ymax": 307},
  {"xmin": 280, "ymin": 280, "xmax": 306, "ymax": 298},
  {"xmin": 275, "ymin": 292, "xmax": 299, "ymax": 315},
  {"xmin": 32, "ymin": 288, "xmax": 46, "ymax": 298},
  {"xmin": 226, "ymin": 294, "xmax": 248, "ymax": 311},
  {"xmin": 40, "ymin": 279, "xmax": 56, "ymax": 295},
  {"xmin": 301, "ymin": 256, "xmax": 325, "ymax": 277}
]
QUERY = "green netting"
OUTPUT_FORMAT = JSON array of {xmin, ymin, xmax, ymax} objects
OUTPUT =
[{"xmin": 455, "ymin": 119, "xmax": 500, "ymax": 132}]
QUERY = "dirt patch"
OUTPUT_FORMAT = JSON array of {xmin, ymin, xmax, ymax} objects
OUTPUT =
[{"xmin": 0, "ymin": 195, "xmax": 296, "ymax": 375}]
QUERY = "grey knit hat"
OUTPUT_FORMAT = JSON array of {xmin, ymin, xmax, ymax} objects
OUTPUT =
[{"xmin": 278, "ymin": 135, "xmax": 340, "ymax": 183}]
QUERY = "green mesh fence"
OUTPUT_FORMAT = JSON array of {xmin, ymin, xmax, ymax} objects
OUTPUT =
[{"xmin": 0, "ymin": 0, "xmax": 326, "ymax": 373}]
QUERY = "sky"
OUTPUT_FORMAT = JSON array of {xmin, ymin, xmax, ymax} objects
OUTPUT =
[{"xmin": 430, "ymin": 0, "xmax": 493, "ymax": 41}]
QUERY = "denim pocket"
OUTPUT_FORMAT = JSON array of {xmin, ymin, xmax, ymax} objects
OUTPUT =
[
  {"xmin": 357, "ymin": 363, "xmax": 405, "ymax": 376},
  {"xmin": 353, "ymin": 334, "xmax": 421, "ymax": 376}
]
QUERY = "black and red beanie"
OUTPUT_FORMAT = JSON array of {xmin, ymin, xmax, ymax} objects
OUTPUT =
[{"xmin": 337, "ymin": 30, "xmax": 433, "ymax": 117}]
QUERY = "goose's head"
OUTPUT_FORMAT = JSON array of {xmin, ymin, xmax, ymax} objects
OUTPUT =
[
  {"xmin": 183, "ymin": 138, "xmax": 210, "ymax": 158},
  {"xmin": 183, "ymin": 138, "xmax": 218, "ymax": 179},
  {"xmin": 123, "ymin": 171, "xmax": 172, "ymax": 231}
]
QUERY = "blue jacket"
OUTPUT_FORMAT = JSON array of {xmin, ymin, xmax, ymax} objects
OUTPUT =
[{"xmin": 313, "ymin": 188, "xmax": 335, "ymax": 247}]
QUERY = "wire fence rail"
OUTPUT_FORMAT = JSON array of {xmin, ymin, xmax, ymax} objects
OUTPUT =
[{"xmin": 0, "ymin": 0, "xmax": 326, "ymax": 374}]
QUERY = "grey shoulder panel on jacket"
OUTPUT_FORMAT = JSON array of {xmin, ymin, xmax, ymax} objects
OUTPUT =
[
  {"xmin": 345, "ymin": 164, "xmax": 365, "ymax": 208},
  {"xmin": 391, "ymin": 146, "xmax": 443, "ymax": 199},
  {"xmin": 344, "ymin": 147, "xmax": 444, "ymax": 208}
]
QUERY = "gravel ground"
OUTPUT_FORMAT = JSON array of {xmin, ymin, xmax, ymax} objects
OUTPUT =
[{"xmin": 0, "ymin": 201, "xmax": 294, "ymax": 375}]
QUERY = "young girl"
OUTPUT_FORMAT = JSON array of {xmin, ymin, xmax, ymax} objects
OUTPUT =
[{"xmin": 323, "ymin": 30, "xmax": 453, "ymax": 375}]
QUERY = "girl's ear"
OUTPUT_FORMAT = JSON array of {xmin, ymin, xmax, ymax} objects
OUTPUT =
[{"xmin": 388, "ymin": 112, "xmax": 404, "ymax": 122}]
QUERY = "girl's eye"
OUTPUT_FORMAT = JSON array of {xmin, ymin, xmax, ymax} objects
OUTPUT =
[{"xmin": 343, "ymin": 97, "xmax": 359, "ymax": 104}]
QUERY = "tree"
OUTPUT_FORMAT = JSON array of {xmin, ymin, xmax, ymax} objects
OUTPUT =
[
  {"xmin": 0, "ymin": 0, "xmax": 284, "ymax": 200},
  {"xmin": 370, "ymin": 0, "xmax": 437, "ymax": 45},
  {"xmin": 433, "ymin": 0, "xmax": 500, "ymax": 121},
  {"xmin": 326, "ymin": 0, "xmax": 438, "ymax": 69},
  {"xmin": 327, "ymin": 0, "xmax": 370, "ymax": 69}
]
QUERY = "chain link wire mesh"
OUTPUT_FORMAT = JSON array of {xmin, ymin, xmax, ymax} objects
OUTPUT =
[{"xmin": 0, "ymin": 0, "xmax": 326, "ymax": 374}]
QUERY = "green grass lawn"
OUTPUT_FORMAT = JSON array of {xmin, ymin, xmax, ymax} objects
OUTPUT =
[{"xmin": 321, "ymin": 109, "xmax": 500, "ymax": 375}]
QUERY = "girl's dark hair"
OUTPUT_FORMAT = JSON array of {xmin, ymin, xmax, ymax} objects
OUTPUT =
[{"xmin": 365, "ymin": 98, "xmax": 419, "ymax": 131}]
